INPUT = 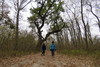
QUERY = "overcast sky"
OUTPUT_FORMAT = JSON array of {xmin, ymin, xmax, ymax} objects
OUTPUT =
[{"xmin": 8, "ymin": 0, "xmax": 100, "ymax": 37}]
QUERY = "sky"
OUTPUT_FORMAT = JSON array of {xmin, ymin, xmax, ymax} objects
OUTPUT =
[
  {"xmin": 8, "ymin": 1, "xmax": 49, "ymax": 37},
  {"xmin": 8, "ymin": 0, "xmax": 100, "ymax": 37}
]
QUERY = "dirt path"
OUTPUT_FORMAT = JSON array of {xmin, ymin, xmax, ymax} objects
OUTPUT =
[{"xmin": 0, "ymin": 51, "xmax": 97, "ymax": 67}]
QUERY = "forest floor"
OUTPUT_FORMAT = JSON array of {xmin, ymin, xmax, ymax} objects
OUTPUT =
[{"xmin": 0, "ymin": 51, "xmax": 100, "ymax": 67}]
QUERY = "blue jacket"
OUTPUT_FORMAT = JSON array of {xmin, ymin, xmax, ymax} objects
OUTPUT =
[{"xmin": 50, "ymin": 44, "xmax": 56, "ymax": 50}]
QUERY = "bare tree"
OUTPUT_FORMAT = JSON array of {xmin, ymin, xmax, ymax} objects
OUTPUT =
[
  {"xmin": 12, "ymin": 0, "xmax": 32, "ymax": 50},
  {"xmin": 81, "ymin": 0, "xmax": 89, "ymax": 50}
]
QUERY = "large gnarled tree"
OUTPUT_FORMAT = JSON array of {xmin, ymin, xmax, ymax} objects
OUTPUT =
[{"xmin": 28, "ymin": 0, "xmax": 65, "ymax": 50}]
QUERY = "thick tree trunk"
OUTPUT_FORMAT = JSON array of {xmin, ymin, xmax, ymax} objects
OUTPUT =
[
  {"xmin": 36, "ymin": 29, "xmax": 44, "ymax": 51},
  {"xmin": 36, "ymin": 38, "xmax": 43, "ymax": 51},
  {"xmin": 36, "ymin": 29, "xmax": 62, "ymax": 51}
]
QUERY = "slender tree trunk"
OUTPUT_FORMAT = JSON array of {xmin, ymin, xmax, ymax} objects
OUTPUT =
[
  {"xmin": 15, "ymin": 10, "xmax": 20, "ymax": 50},
  {"xmin": 75, "ymin": 17, "xmax": 83, "ymax": 49},
  {"xmin": 68, "ymin": 28, "xmax": 74, "ymax": 47},
  {"xmin": 81, "ymin": 0, "xmax": 89, "ymax": 50},
  {"xmin": 56, "ymin": 33, "xmax": 60, "ymax": 49},
  {"xmin": 1, "ymin": 0, "xmax": 5, "ymax": 21},
  {"xmin": 64, "ymin": 29, "xmax": 70, "ymax": 49},
  {"xmin": 86, "ymin": 23, "xmax": 93, "ymax": 45},
  {"xmin": 1, "ymin": 0, "xmax": 3, "ymax": 18},
  {"xmin": 67, "ymin": 12, "xmax": 77, "ymax": 49},
  {"xmin": 72, "ymin": 22, "xmax": 77, "ymax": 49}
]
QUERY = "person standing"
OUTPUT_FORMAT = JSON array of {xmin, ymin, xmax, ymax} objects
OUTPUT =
[
  {"xmin": 41, "ymin": 43, "xmax": 46, "ymax": 56},
  {"xmin": 50, "ymin": 41, "xmax": 56, "ymax": 56}
]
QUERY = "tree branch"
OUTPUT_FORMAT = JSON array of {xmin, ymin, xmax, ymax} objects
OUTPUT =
[
  {"xmin": 43, "ymin": 29, "xmax": 61, "ymax": 42},
  {"xmin": 89, "ymin": 3, "xmax": 100, "ymax": 29},
  {"xmin": 21, "ymin": 0, "xmax": 32, "ymax": 10},
  {"xmin": 39, "ymin": 0, "xmax": 56, "ymax": 29},
  {"xmin": 38, "ymin": 0, "xmax": 46, "ymax": 15}
]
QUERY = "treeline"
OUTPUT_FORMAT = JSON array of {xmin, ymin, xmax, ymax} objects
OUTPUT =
[
  {"xmin": 0, "ymin": 0, "xmax": 37, "ymax": 57},
  {"xmin": 55, "ymin": 29, "xmax": 100, "ymax": 50},
  {"xmin": 54, "ymin": 0, "xmax": 100, "ymax": 51},
  {"xmin": 0, "ymin": 26, "xmax": 37, "ymax": 57},
  {"xmin": 0, "ymin": 28, "xmax": 36, "ymax": 51}
]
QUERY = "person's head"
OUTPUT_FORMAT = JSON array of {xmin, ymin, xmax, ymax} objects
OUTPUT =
[{"xmin": 52, "ymin": 41, "xmax": 54, "ymax": 44}]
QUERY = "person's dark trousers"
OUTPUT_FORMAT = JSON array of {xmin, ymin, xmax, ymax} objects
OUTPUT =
[
  {"xmin": 41, "ymin": 50, "xmax": 45, "ymax": 56},
  {"xmin": 51, "ymin": 49, "xmax": 55, "ymax": 56}
]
